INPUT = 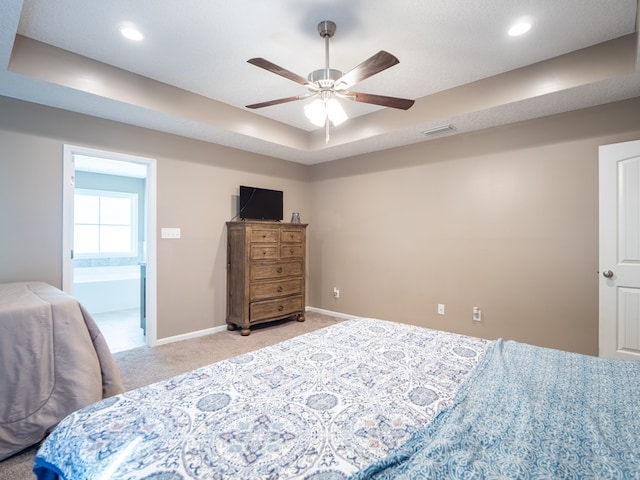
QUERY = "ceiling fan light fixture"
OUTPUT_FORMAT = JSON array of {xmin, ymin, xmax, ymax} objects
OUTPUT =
[
  {"xmin": 304, "ymin": 99, "xmax": 327, "ymax": 127},
  {"xmin": 326, "ymin": 98, "xmax": 348, "ymax": 126},
  {"xmin": 304, "ymin": 97, "xmax": 348, "ymax": 127}
]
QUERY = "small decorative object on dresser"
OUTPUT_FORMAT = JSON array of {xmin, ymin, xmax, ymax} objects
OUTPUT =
[{"xmin": 226, "ymin": 221, "xmax": 307, "ymax": 335}]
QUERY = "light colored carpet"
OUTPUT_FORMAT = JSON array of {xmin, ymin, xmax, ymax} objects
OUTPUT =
[{"xmin": 0, "ymin": 311, "xmax": 345, "ymax": 480}]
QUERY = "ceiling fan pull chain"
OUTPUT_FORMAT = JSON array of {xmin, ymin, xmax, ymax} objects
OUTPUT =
[{"xmin": 325, "ymin": 117, "xmax": 330, "ymax": 144}]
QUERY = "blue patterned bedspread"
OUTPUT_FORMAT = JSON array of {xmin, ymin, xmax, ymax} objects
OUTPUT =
[
  {"xmin": 33, "ymin": 318, "xmax": 488, "ymax": 479},
  {"xmin": 352, "ymin": 339, "xmax": 640, "ymax": 479}
]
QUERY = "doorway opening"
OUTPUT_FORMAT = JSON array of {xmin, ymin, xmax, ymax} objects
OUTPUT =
[{"xmin": 63, "ymin": 145, "xmax": 157, "ymax": 352}]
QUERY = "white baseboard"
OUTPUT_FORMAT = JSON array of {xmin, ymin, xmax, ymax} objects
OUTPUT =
[
  {"xmin": 152, "ymin": 307, "xmax": 357, "ymax": 347},
  {"xmin": 306, "ymin": 306, "xmax": 360, "ymax": 320},
  {"xmin": 153, "ymin": 324, "xmax": 228, "ymax": 347}
]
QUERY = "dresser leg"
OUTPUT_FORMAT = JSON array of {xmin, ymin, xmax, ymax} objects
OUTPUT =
[
  {"xmin": 226, "ymin": 323, "xmax": 237, "ymax": 331},
  {"xmin": 240, "ymin": 327, "xmax": 251, "ymax": 336},
  {"xmin": 297, "ymin": 312, "xmax": 306, "ymax": 322}
]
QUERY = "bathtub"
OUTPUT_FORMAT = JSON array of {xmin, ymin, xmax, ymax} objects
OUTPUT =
[{"xmin": 73, "ymin": 265, "xmax": 141, "ymax": 314}]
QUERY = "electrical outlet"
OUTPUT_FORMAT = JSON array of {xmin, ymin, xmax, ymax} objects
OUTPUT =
[
  {"xmin": 437, "ymin": 304, "xmax": 445, "ymax": 315},
  {"xmin": 333, "ymin": 287, "xmax": 340, "ymax": 299},
  {"xmin": 473, "ymin": 307, "xmax": 482, "ymax": 322}
]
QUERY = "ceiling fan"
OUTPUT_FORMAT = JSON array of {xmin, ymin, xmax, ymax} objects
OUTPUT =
[{"xmin": 246, "ymin": 20, "xmax": 414, "ymax": 142}]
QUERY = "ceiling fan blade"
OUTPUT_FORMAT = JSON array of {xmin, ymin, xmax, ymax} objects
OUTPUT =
[
  {"xmin": 246, "ymin": 94, "xmax": 312, "ymax": 109},
  {"xmin": 334, "ymin": 51, "xmax": 400, "ymax": 90},
  {"xmin": 342, "ymin": 91, "xmax": 415, "ymax": 110},
  {"xmin": 247, "ymin": 58, "xmax": 313, "ymax": 87}
]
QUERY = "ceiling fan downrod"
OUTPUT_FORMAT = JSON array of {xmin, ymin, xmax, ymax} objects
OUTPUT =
[
  {"xmin": 318, "ymin": 20, "xmax": 336, "ymax": 71},
  {"xmin": 308, "ymin": 20, "xmax": 342, "ymax": 89}
]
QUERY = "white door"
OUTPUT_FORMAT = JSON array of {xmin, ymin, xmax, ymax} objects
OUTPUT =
[{"xmin": 599, "ymin": 139, "xmax": 640, "ymax": 360}]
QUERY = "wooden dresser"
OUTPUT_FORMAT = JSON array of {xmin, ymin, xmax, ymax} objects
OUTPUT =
[{"xmin": 226, "ymin": 221, "xmax": 307, "ymax": 335}]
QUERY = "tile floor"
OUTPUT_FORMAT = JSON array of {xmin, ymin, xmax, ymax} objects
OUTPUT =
[{"xmin": 93, "ymin": 308, "xmax": 146, "ymax": 353}]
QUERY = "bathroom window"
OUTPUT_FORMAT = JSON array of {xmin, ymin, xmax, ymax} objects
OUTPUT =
[{"xmin": 74, "ymin": 189, "xmax": 138, "ymax": 257}]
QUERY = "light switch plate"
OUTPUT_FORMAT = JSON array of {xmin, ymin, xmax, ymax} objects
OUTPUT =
[{"xmin": 161, "ymin": 227, "xmax": 181, "ymax": 239}]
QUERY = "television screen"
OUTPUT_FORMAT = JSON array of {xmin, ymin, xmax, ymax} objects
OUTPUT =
[{"xmin": 239, "ymin": 186, "xmax": 283, "ymax": 221}]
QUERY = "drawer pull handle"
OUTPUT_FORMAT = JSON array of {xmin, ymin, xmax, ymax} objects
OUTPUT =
[
  {"xmin": 290, "ymin": 249, "xmax": 294, "ymax": 254},
  {"xmin": 277, "ymin": 286, "xmax": 283, "ymax": 292},
  {"xmin": 278, "ymin": 305, "xmax": 284, "ymax": 311},
  {"xmin": 276, "ymin": 267, "xmax": 283, "ymax": 274},
  {"xmin": 262, "ymin": 249, "xmax": 267, "ymax": 255}
]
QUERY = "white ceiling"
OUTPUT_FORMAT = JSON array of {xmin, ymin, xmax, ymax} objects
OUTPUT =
[{"xmin": 0, "ymin": 0, "xmax": 638, "ymax": 165}]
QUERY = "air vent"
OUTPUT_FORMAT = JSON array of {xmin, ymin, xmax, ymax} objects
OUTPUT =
[{"xmin": 421, "ymin": 124, "xmax": 455, "ymax": 136}]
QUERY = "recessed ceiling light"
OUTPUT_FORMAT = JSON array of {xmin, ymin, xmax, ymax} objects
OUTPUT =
[
  {"xmin": 120, "ymin": 25, "xmax": 144, "ymax": 41},
  {"xmin": 508, "ymin": 21, "xmax": 532, "ymax": 37}
]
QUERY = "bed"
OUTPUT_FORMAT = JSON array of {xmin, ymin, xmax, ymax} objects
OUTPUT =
[
  {"xmin": 33, "ymin": 318, "xmax": 488, "ymax": 479},
  {"xmin": 0, "ymin": 282, "xmax": 124, "ymax": 461},
  {"xmin": 32, "ymin": 317, "xmax": 640, "ymax": 479}
]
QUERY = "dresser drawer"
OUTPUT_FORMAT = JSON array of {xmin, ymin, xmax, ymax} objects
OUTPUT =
[
  {"xmin": 250, "ymin": 245, "xmax": 278, "ymax": 260},
  {"xmin": 250, "ymin": 295, "xmax": 303, "ymax": 322},
  {"xmin": 251, "ymin": 228, "xmax": 279, "ymax": 243},
  {"xmin": 280, "ymin": 229, "xmax": 304, "ymax": 243},
  {"xmin": 250, "ymin": 278, "xmax": 303, "ymax": 301},
  {"xmin": 251, "ymin": 261, "xmax": 302, "ymax": 281},
  {"xmin": 280, "ymin": 244, "xmax": 303, "ymax": 258}
]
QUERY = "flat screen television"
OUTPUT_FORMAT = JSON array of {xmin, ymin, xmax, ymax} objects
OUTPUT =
[{"xmin": 239, "ymin": 185, "xmax": 283, "ymax": 221}]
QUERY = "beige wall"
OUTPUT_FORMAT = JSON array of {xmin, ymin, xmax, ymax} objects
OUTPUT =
[
  {"xmin": 0, "ymin": 97, "xmax": 310, "ymax": 339},
  {"xmin": 0, "ymin": 130, "xmax": 62, "ymax": 286},
  {"xmin": 2, "ymin": 95, "xmax": 640, "ymax": 354},
  {"xmin": 308, "ymin": 97, "xmax": 640, "ymax": 355}
]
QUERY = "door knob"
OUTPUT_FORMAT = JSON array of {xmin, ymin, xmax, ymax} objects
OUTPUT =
[{"xmin": 603, "ymin": 270, "xmax": 614, "ymax": 278}]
